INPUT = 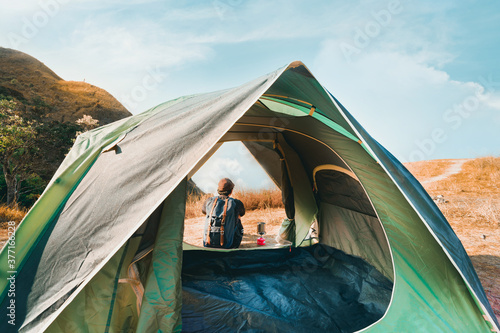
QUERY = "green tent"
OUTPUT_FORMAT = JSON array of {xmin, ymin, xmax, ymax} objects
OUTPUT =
[{"xmin": 1, "ymin": 61, "xmax": 498, "ymax": 332}]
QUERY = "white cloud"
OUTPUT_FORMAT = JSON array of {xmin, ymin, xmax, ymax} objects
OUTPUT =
[
  {"xmin": 2, "ymin": 1, "xmax": 458, "ymax": 115},
  {"xmin": 162, "ymin": 6, "xmax": 221, "ymax": 22},
  {"xmin": 484, "ymin": 94, "xmax": 500, "ymax": 111},
  {"xmin": 192, "ymin": 156, "xmax": 244, "ymax": 193},
  {"xmin": 0, "ymin": 0, "xmax": 46, "ymax": 13},
  {"xmin": 32, "ymin": 16, "xmax": 218, "ymax": 113},
  {"xmin": 313, "ymin": 39, "xmax": 500, "ymax": 162},
  {"xmin": 70, "ymin": 20, "xmax": 213, "ymax": 69},
  {"xmin": 192, "ymin": 142, "xmax": 276, "ymax": 192}
]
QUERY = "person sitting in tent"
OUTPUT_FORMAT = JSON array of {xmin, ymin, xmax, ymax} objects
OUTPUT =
[{"xmin": 202, "ymin": 178, "xmax": 245, "ymax": 248}]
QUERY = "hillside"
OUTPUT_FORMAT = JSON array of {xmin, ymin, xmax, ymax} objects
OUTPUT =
[
  {"xmin": 187, "ymin": 179, "xmax": 204, "ymax": 197},
  {"xmin": 0, "ymin": 47, "xmax": 131, "ymax": 125}
]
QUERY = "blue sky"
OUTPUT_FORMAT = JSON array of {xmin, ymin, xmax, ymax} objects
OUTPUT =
[{"xmin": 1, "ymin": 0, "xmax": 499, "ymax": 192}]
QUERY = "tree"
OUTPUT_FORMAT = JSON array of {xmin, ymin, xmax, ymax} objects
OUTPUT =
[
  {"xmin": 31, "ymin": 120, "xmax": 82, "ymax": 178},
  {"xmin": 0, "ymin": 102, "xmax": 100, "ymax": 207},
  {"xmin": 0, "ymin": 99, "xmax": 38, "ymax": 205}
]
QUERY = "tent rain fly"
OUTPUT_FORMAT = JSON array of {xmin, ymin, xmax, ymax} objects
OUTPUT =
[{"xmin": 0, "ymin": 61, "xmax": 497, "ymax": 333}]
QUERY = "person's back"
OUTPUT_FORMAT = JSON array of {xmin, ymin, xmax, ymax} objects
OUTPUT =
[{"xmin": 202, "ymin": 178, "xmax": 245, "ymax": 248}]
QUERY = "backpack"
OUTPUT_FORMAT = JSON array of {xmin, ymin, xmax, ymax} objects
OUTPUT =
[{"xmin": 203, "ymin": 196, "xmax": 243, "ymax": 249}]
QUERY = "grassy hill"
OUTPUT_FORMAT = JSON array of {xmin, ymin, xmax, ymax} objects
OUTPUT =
[
  {"xmin": 0, "ymin": 47, "xmax": 131, "ymax": 125},
  {"xmin": 0, "ymin": 47, "xmax": 134, "ymax": 207}
]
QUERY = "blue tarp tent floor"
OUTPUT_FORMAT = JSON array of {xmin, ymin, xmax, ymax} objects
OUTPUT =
[{"xmin": 181, "ymin": 244, "xmax": 393, "ymax": 333}]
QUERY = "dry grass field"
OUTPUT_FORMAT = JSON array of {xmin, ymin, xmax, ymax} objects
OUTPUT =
[
  {"xmin": 404, "ymin": 159, "xmax": 458, "ymax": 180},
  {"xmin": 0, "ymin": 205, "xmax": 27, "ymax": 242}
]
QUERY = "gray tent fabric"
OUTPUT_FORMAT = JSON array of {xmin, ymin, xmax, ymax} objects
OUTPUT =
[
  {"xmin": 243, "ymin": 141, "xmax": 282, "ymax": 188},
  {"xmin": 276, "ymin": 144, "xmax": 295, "ymax": 221},
  {"xmin": 314, "ymin": 169, "xmax": 376, "ymax": 216},
  {"xmin": 0, "ymin": 67, "xmax": 288, "ymax": 332},
  {"xmin": 318, "ymin": 202, "xmax": 393, "ymax": 279},
  {"xmin": 136, "ymin": 179, "xmax": 186, "ymax": 332},
  {"xmin": 275, "ymin": 133, "xmax": 317, "ymax": 245}
]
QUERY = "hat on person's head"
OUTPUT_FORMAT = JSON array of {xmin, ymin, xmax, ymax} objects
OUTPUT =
[{"xmin": 217, "ymin": 178, "xmax": 234, "ymax": 195}]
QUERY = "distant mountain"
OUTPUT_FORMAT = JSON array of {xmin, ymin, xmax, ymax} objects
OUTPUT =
[
  {"xmin": 188, "ymin": 179, "xmax": 205, "ymax": 196},
  {"xmin": 0, "ymin": 47, "xmax": 131, "ymax": 125}
]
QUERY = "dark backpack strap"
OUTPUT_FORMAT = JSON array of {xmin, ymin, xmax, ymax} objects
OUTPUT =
[
  {"xmin": 220, "ymin": 198, "xmax": 229, "ymax": 246},
  {"xmin": 206, "ymin": 197, "xmax": 218, "ymax": 246}
]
